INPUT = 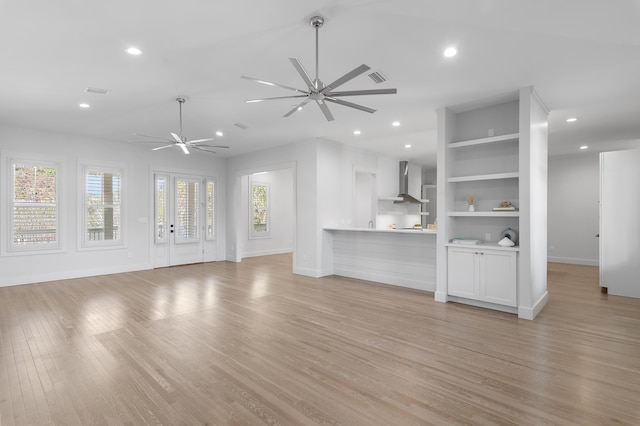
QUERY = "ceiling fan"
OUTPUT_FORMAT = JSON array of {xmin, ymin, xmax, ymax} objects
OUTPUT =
[
  {"xmin": 242, "ymin": 16, "xmax": 397, "ymax": 122},
  {"xmin": 134, "ymin": 97, "xmax": 229, "ymax": 154}
]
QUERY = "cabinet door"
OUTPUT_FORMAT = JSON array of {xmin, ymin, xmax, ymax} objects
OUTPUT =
[
  {"xmin": 479, "ymin": 250, "xmax": 517, "ymax": 307},
  {"xmin": 447, "ymin": 247, "xmax": 478, "ymax": 299}
]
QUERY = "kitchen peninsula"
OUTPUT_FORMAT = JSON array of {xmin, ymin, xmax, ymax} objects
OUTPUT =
[{"xmin": 323, "ymin": 227, "xmax": 437, "ymax": 292}]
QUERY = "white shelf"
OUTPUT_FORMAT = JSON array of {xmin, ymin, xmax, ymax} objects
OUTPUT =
[
  {"xmin": 378, "ymin": 196, "xmax": 403, "ymax": 201},
  {"xmin": 448, "ymin": 211, "xmax": 520, "ymax": 217},
  {"xmin": 448, "ymin": 172, "xmax": 519, "ymax": 183},
  {"xmin": 448, "ymin": 133, "xmax": 519, "ymax": 149},
  {"xmin": 378, "ymin": 211, "xmax": 404, "ymax": 215},
  {"xmin": 419, "ymin": 199, "xmax": 430, "ymax": 203},
  {"xmin": 420, "ymin": 212, "xmax": 430, "ymax": 216},
  {"xmin": 423, "ymin": 184, "xmax": 437, "ymax": 189}
]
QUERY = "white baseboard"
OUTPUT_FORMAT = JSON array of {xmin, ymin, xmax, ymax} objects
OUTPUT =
[
  {"xmin": 548, "ymin": 256, "xmax": 598, "ymax": 266},
  {"xmin": 434, "ymin": 291, "xmax": 448, "ymax": 303},
  {"xmin": 293, "ymin": 266, "xmax": 324, "ymax": 278},
  {"xmin": 242, "ymin": 248, "xmax": 293, "ymax": 259},
  {"xmin": 0, "ymin": 263, "xmax": 153, "ymax": 288},
  {"xmin": 518, "ymin": 291, "xmax": 549, "ymax": 320},
  {"xmin": 332, "ymin": 267, "xmax": 435, "ymax": 292}
]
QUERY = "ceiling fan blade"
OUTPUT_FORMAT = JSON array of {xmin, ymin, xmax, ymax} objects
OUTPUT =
[
  {"xmin": 191, "ymin": 146, "xmax": 218, "ymax": 154},
  {"xmin": 194, "ymin": 144, "xmax": 230, "ymax": 149},
  {"xmin": 246, "ymin": 95, "xmax": 308, "ymax": 103},
  {"xmin": 151, "ymin": 144, "xmax": 176, "ymax": 151},
  {"xmin": 288, "ymin": 58, "xmax": 315, "ymax": 91},
  {"xmin": 325, "ymin": 97, "xmax": 376, "ymax": 114},
  {"xmin": 134, "ymin": 133, "xmax": 172, "ymax": 142},
  {"xmin": 134, "ymin": 140, "xmax": 174, "ymax": 144},
  {"xmin": 241, "ymin": 76, "xmax": 307, "ymax": 94},
  {"xmin": 283, "ymin": 98, "xmax": 311, "ymax": 118},
  {"xmin": 170, "ymin": 133, "xmax": 183, "ymax": 143},
  {"xmin": 179, "ymin": 144, "xmax": 190, "ymax": 155},
  {"xmin": 321, "ymin": 64, "xmax": 371, "ymax": 94},
  {"xmin": 326, "ymin": 88, "xmax": 397, "ymax": 97},
  {"xmin": 316, "ymin": 100, "xmax": 334, "ymax": 122},
  {"xmin": 186, "ymin": 138, "xmax": 215, "ymax": 144}
]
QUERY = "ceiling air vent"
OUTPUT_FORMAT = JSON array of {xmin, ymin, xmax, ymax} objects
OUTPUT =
[
  {"xmin": 234, "ymin": 122, "xmax": 248, "ymax": 130},
  {"xmin": 368, "ymin": 71, "xmax": 387, "ymax": 84},
  {"xmin": 84, "ymin": 87, "xmax": 110, "ymax": 95}
]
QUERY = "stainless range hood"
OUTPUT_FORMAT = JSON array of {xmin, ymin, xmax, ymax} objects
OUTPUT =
[{"xmin": 394, "ymin": 161, "xmax": 421, "ymax": 204}]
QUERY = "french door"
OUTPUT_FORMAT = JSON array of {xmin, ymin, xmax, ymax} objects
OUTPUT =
[{"xmin": 153, "ymin": 173, "xmax": 216, "ymax": 267}]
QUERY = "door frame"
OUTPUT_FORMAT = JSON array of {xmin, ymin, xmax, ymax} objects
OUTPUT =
[{"xmin": 151, "ymin": 168, "xmax": 220, "ymax": 268}]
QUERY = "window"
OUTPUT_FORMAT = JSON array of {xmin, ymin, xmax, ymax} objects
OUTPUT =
[
  {"xmin": 250, "ymin": 180, "xmax": 270, "ymax": 238},
  {"xmin": 175, "ymin": 178, "xmax": 199, "ymax": 243},
  {"xmin": 155, "ymin": 175, "xmax": 168, "ymax": 243},
  {"xmin": 83, "ymin": 167, "xmax": 122, "ymax": 247},
  {"xmin": 9, "ymin": 160, "xmax": 59, "ymax": 251},
  {"xmin": 206, "ymin": 179, "xmax": 215, "ymax": 240}
]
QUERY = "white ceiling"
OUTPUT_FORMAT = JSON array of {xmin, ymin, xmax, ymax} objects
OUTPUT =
[{"xmin": 2, "ymin": 0, "xmax": 640, "ymax": 167}]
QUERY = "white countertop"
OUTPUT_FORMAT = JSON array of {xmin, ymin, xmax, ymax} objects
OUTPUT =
[
  {"xmin": 324, "ymin": 227, "xmax": 437, "ymax": 235},
  {"xmin": 446, "ymin": 242, "xmax": 520, "ymax": 251}
]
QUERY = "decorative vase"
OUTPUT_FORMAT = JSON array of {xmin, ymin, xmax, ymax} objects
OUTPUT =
[{"xmin": 468, "ymin": 204, "xmax": 475, "ymax": 212}]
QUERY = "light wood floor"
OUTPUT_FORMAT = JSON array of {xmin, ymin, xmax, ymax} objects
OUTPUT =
[{"xmin": 1, "ymin": 255, "xmax": 639, "ymax": 425}]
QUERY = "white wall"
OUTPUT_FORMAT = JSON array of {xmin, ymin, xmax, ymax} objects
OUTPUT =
[
  {"xmin": 0, "ymin": 124, "xmax": 226, "ymax": 287},
  {"xmin": 547, "ymin": 152, "xmax": 599, "ymax": 265},
  {"xmin": 239, "ymin": 169, "xmax": 294, "ymax": 258}
]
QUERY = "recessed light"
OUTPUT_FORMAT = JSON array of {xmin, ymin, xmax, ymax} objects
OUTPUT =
[
  {"xmin": 566, "ymin": 117, "xmax": 578, "ymax": 122},
  {"xmin": 126, "ymin": 47, "xmax": 142, "ymax": 55},
  {"xmin": 392, "ymin": 121, "xmax": 401, "ymax": 127},
  {"xmin": 79, "ymin": 103, "xmax": 90, "ymax": 108},
  {"xmin": 353, "ymin": 130, "xmax": 361, "ymax": 135},
  {"xmin": 580, "ymin": 146, "xmax": 588, "ymax": 150},
  {"xmin": 405, "ymin": 144, "xmax": 412, "ymax": 149},
  {"xmin": 216, "ymin": 131, "xmax": 223, "ymax": 137},
  {"xmin": 444, "ymin": 47, "xmax": 457, "ymax": 58}
]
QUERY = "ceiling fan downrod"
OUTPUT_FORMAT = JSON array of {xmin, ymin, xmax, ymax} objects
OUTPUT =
[
  {"xmin": 310, "ymin": 16, "xmax": 324, "ymax": 90},
  {"xmin": 176, "ymin": 97, "xmax": 186, "ymax": 141}
]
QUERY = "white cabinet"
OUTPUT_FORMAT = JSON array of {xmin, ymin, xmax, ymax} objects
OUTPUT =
[{"xmin": 447, "ymin": 246, "xmax": 517, "ymax": 307}]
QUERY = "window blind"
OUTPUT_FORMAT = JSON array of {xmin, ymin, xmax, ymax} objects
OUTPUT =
[
  {"xmin": 11, "ymin": 163, "xmax": 58, "ymax": 248},
  {"xmin": 85, "ymin": 169, "xmax": 121, "ymax": 243}
]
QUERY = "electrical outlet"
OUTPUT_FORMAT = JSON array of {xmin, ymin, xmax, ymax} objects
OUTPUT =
[{"xmin": 488, "ymin": 128, "xmax": 494, "ymax": 137}]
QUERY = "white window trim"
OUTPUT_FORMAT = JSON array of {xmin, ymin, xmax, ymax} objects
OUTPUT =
[
  {"xmin": 249, "ymin": 179, "xmax": 271, "ymax": 239},
  {"xmin": 2, "ymin": 151, "xmax": 66, "ymax": 256},
  {"xmin": 78, "ymin": 161, "xmax": 127, "ymax": 251}
]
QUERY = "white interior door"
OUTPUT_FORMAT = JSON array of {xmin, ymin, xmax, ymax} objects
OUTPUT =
[
  {"xmin": 153, "ymin": 173, "xmax": 209, "ymax": 267},
  {"xmin": 600, "ymin": 150, "xmax": 640, "ymax": 298}
]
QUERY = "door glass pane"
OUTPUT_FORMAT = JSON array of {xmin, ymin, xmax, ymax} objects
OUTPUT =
[
  {"xmin": 175, "ymin": 179, "xmax": 199, "ymax": 242},
  {"xmin": 155, "ymin": 176, "xmax": 167, "ymax": 242},
  {"xmin": 206, "ymin": 180, "xmax": 215, "ymax": 240}
]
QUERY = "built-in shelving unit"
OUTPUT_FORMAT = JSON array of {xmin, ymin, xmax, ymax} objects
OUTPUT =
[{"xmin": 436, "ymin": 86, "xmax": 549, "ymax": 320}]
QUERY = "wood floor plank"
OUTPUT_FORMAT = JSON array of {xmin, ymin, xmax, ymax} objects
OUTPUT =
[{"xmin": 1, "ymin": 256, "xmax": 639, "ymax": 425}]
